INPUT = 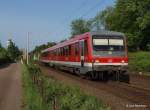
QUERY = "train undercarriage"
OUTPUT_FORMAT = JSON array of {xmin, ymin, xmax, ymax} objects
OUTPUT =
[
  {"xmin": 86, "ymin": 70, "xmax": 130, "ymax": 83},
  {"xmin": 85, "ymin": 65, "xmax": 130, "ymax": 83},
  {"xmin": 45, "ymin": 62, "xmax": 130, "ymax": 83}
]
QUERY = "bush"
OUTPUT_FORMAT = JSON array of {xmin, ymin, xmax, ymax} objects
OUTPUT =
[
  {"xmin": 23, "ymin": 64, "xmax": 110, "ymax": 110},
  {"xmin": 22, "ymin": 64, "xmax": 46, "ymax": 110},
  {"xmin": 129, "ymin": 51, "xmax": 150, "ymax": 72},
  {"xmin": 0, "ymin": 48, "xmax": 10, "ymax": 64}
]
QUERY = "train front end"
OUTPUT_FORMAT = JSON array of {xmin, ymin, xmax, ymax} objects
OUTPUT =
[{"xmin": 89, "ymin": 31, "xmax": 129, "ymax": 82}]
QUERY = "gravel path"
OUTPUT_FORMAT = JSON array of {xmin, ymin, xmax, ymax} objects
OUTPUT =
[{"xmin": 0, "ymin": 63, "xmax": 22, "ymax": 110}]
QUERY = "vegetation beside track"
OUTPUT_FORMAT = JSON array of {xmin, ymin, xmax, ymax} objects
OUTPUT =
[
  {"xmin": 22, "ymin": 63, "xmax": 110, "ymax": 110},
  {"xmin": 22, "ymin": 64, "xmax": 46, "ymax": 110},
  {"xmin": 129, "ymin": 51, "xmax": 150, "ymax": 74}
]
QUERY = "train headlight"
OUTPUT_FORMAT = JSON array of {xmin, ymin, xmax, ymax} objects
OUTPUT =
[
  {"xmin": 95, "ymin": 60, "xmax": 99, "ymax": 63},
  {"xmin": 121, "ymin": 60, "xmax": 125, "ymax": 63}
]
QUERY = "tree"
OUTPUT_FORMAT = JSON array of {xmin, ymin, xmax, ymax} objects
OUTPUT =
[
  {"xmin": 103, "ymin": 0, "xmax": 150, "ymax": 51},
  {"xmin": 33, "ymin": 42, "xmax": 56, "ymax": 54},
  {"xmin": 0, "ymin": 42, "xmax": 10, "ymax": 64},
  {"xmin": 92, "ymin": 6, "xmax": 114, "ymax": 30},
  {"xmin": 0, "ymin": 42, "xmax": 2, "ymax": 49},
  {"xmin": 7, "ymin": 39, "xmax": 21, "ymax": 61},
  {"xmin": 71, "ymin": 18, "xmax": 90, "ymax": 36}
]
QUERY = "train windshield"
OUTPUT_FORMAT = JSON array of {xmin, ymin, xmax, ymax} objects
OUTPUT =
[{"xmin": 92, "ymin": 35, "xmax": 125, "ymax": 57}]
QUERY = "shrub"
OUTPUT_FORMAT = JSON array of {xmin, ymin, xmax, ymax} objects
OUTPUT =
[
  {"xmin": 22, "ymin": 64, "xmax": 46, "ymax": 110},
  {"xmin": 129, "ymin": 51, "xmax": 150, "ymax": 72},
  {"xmin": 23, "ymin": 64, "xmax": 110, "ymax": 110}
]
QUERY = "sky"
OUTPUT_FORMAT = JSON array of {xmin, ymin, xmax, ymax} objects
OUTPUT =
[{"xmin": 0, "ymin": 0, "xmax": 115, "ymax": 51}]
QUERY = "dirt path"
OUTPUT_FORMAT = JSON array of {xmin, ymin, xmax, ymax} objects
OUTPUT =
[{"xmin": 0, "ymin": 63, "xmax": 22, "ymax": 110}]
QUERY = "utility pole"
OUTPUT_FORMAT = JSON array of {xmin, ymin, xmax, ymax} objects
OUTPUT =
[{"xmin": 27, "ymin": 32, "xmax": 29, "ymax": 64}]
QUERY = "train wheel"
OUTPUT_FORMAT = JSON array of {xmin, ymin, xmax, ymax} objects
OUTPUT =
[
  {"xmin": 91, "ymin": 72, "xmax": 99, "ymax": 80},
  {"xmin": 97, "ymin": 72, "xmax": 103, "ymax": 81},
  {"xmin": 119, "ymin": 71, "xmax": 130, "ymax": 83},
  {"xmin": 103, "ymin": 72, "xmax": 108, "ymax": 81}
]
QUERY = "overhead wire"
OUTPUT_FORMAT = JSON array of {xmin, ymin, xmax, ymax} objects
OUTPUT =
[
  {"xmin": 80, "ymin": 0, "xmax": 104, "ymax": 18},
  {"xmin": 60, "ymin": 0, "xmax": 90, "ymax": 25},
  {"xmin": 54, "ymin": 0, "xmax": 106, "ymax": 40}
]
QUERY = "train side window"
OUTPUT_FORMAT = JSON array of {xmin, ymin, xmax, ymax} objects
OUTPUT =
[
  {"xmin": 60, "ymin": 48, "xmax": 62, "ymax": 56},
  {"xmin": 58, "ymin": 48, "xmax": 61, "ymax": 56},
  {"xmin": 75, "ymin": 42, "xmax": 79, "ymax": 56},
  {"xmin": 63, "ymin": 47, "xmax": 65, "ymax": 56},
  {"xmin": 61, "ymin": 47, "xmax": 63, "ymax": 56},
  {"xmin": 50, "ymin": 52, "xmax": 51, "ymax": 56},
  {"xmin": 53, "ymin": 50, "xmax": 55, "ymax": 56},
  {"xmin": 73, "ymin": 44, "xmax": 75, "ymax": 56},
  {"xmin": 57, "ymin": 49, "xmax": 59, "ymax": 56},
  {"xmin": 56, "ymin": 49, "xmax": 57, "ymax": 56},
  {"xmin": 84, "ymin": 40, "xmax": 88, "ymax": 55},
  {"xmin": 69, "ymin": 45, "xmax": 71, "ymax": 56},
  {"xmin": 65, "ymin": 46, "xmax": 69, "ymax": 56},
  {"xmin": 49, "ymin": 52, "xmax": 51, "ymax": 57},
  {"xmin": 65, "ymin": 46, "xmax": 67, "ymax": 56}
]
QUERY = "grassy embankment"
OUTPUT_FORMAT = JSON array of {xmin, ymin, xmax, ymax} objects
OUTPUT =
[
  {"xmin": 128, "ymin": 51, "xmax": 150, "ymax": 75},
  {"xmin": 22, "ymin": 63, "xmax": 110, "ymax": 110}
]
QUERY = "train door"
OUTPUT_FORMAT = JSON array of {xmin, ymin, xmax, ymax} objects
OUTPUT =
[{"xmin": 80, "ymin": 40, "xmax": 84, "ymax": 67}]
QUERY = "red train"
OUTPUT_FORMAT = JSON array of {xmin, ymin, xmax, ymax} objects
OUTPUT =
[{"xmin": 40, "ymin": 31, "xmax": 129, "ymax": 82}]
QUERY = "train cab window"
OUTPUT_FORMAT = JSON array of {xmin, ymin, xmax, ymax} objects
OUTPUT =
[{"xmin": 92, "ymin": 35, "xmax": 125, "ymax": 56}]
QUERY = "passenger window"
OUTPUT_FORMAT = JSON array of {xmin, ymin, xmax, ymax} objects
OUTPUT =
[
  {"xmin": 63, "ymin": 47, "xmax": 65, "ymax": 56},
  {"xmin": 81, "ymin": 41, "xmax": 84, "ymax": 56},
  {"xmin": 84, "ymin": 40, "xmax": 88, "ymax": 55},
  {"xmin": 75, "ymin": 42, "xmax": 79, "ymax": 56},
  {"xmin": 69, "ymin": 45, "xmax": 71, "ymax": 56},
  {"xmin": 61, "ymin": 48, "xmax": 63, "ymax": 56}
]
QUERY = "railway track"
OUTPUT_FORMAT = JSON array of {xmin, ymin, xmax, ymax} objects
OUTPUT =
[
  {"xmin": 118, "ymin": 82, "xmax": 150, "ymax": 93},
  {"xmin": 106, "ymin": 82, "xmax": 150, "ymax": 108},
  {"xmin": 38, "ymin": 63, "xmax": 150, "ymax": 110}
]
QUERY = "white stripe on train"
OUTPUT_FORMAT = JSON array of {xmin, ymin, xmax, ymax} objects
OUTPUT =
[{"xmin": 40, "ymin": 60, "xmax": 128, "ymax": 67}]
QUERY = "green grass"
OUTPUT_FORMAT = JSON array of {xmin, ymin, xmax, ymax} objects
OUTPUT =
[
  {"xmin": 44, "ymin": 78, "xmax": 110, "ymax": 110},
  {"xmin": 22, "ymin": 63, "xmax": 110, "ymax": 110},
  {"xmin": 22, "ymin": 64, "xmax": 46, "ymax": 110},
  {"xmin": 129, "ymin": 51, "xmax": 150, "ymax": 73}
]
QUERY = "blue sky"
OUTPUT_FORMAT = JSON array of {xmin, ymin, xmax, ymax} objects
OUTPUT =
[{"xmin": 0, "ymin": 0, "xmax": 115, "ymax": 50}]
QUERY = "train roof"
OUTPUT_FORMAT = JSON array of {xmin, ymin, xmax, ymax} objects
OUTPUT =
[
  {"xmin": 42, "ymin": 30, "xmax": 125, "ymax": 53},
  {"xmin": 90, "ymin": 30, "xmax": 125, "ymax": 37}
]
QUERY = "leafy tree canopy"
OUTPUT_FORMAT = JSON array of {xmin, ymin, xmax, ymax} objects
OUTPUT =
[
  {"xmin": 70, "ymin": 0, "xmax": 150, "ymax": 51},
  {"xmin": 33, "ymin": 42, "xmax": 56, "ymax": 54},
  {"xmin": 104, "ymin": 0, "xmax": 150, "ymax": 51},
  {"xmin": 0, "ymin": 42, "xmax": 2, "ymax": 49},
  {"xmin": 7, "ymin": 39, "xmax": 21, "ymax": 60},
  {"xmin": 71, "ymin": 18, "xmax": 90, "ymax": 36}
]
